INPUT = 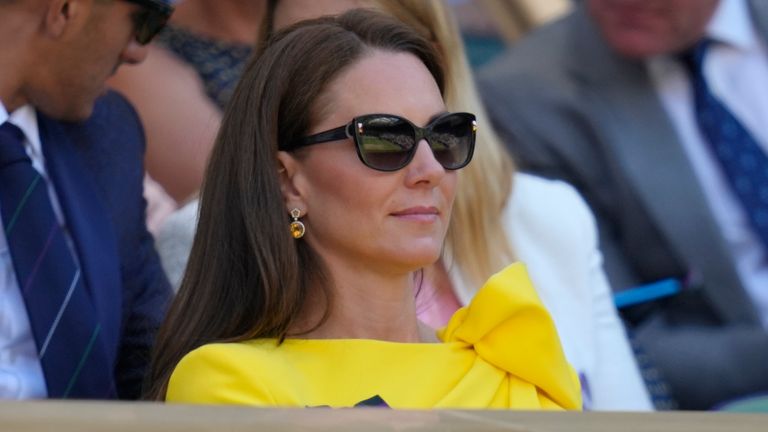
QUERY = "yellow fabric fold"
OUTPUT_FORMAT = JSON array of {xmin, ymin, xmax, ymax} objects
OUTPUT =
[
  {"xmin": 167, "ymin": 263, "xmax": 581, "ymax": 410},
  {"xmin": 438, "ymin": 263, "xmax": 582, "ymax": 410}
]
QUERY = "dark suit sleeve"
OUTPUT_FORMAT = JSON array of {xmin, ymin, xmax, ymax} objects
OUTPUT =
[
  {"xmin": 636, "ymin": 313, "xmax": 768, "ymax": 409},
  {"xmin": 114, "ymin": 194, "xmax": 171, "ymax": 400},
  {"xmin": 81, "ymin": 91, "xmax": 172, "ymax": 399}
]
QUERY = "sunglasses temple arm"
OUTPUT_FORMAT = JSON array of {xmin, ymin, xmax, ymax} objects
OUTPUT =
[{"xmin": 293, "ymin": 124, "xmax": 351, "ymax": 149}]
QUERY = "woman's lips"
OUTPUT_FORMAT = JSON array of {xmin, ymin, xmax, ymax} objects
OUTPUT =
[{"xmin": 391, "ymin": 206, "xmax": 440, "ymax": 222}]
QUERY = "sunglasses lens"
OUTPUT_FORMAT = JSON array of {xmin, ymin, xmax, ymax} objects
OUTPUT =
[
  {"xmin": 132, "ymin": 9, "xmax": 169, "ymax": 45},
  {"xmin": 428, "ymin": 113, "xmax": 475, "ymax": 170},
  {"xmin": 357, "ymin": 116, "xmax": 416, "ymax": 171}
]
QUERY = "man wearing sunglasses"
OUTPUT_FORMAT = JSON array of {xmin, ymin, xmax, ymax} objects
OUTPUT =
[{"xmin": 0, "ymin": 0, "xmax": 174, "ymax": 400}]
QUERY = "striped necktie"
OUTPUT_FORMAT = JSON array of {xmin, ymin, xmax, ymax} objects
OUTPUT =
[
  {"xmin": 680, "ymin": 40, "xmax": 768, "ymax": 251},
  {"xmin": 0, "ymin": 121, "xmax": 114, "ymax": 398}
]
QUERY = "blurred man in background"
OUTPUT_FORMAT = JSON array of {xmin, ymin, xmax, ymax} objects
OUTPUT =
[{"xmin": 479, "ymin": 0, "xmax": 768, "ymax": 409}]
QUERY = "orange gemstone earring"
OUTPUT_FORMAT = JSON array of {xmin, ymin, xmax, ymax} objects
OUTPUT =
[{"xmin": 289, "ymin": 208, "xmax": 305, "ymax": 239}]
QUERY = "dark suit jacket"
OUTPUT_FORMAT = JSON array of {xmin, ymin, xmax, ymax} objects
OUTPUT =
[
  {"xmin": 478, "ymin": 0, "xmax": 768, "ymax": 409},
  {"xmin": 36, "ymin": 90, "xmax": 171, "ymax": 399}
]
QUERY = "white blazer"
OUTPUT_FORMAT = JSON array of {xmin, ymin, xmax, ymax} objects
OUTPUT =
[{"xmin": 450, "ymin": 173, "xmax": 653, "ymax": 411}]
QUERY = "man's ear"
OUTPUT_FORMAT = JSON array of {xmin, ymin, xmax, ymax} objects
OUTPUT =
[
  {"xmin": 276, "ymin": 151, "xmax": 308, "ymax": 213},
  {"xmin": 43, "ymin": 0, "xmax": 86, "ymax": 38}
]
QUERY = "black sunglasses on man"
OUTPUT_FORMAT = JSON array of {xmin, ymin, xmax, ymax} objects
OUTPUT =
[{"xmin": 125, "ymin": 0, "xmax": 174, "ymax": 45}]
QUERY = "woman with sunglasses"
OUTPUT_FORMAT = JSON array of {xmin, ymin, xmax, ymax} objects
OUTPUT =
[
  {"xmin": 267, "ymin": 0, "xmax": 652, "ymax": 411},
  {"xmin": 146, "ymin": 9, "xmax": 580, "ymax": 409}
]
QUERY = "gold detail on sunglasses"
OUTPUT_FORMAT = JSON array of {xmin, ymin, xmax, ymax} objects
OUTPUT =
[
  {"xmin": 472, "ymin": 120, "xmax": 478, "ymax": 132},
  {"xmin": 289, "ymin": 208, "xmax": 306, "ymax": 239},
  {"xmin": 357, "ymin": 122, "xmax": 364, "ymax": 134}
]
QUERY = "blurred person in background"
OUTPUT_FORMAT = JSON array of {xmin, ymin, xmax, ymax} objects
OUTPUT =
[
  {"xmin": 448, "ymin": 0, "xmax": 572, "ymax": 68},
  {"xmin": 479, "ymin": 0, "xmax": 768, "ymax": 409},
  {"xmin": 109, "ymin": 0, "xmax": 265, "ymax": 223}
]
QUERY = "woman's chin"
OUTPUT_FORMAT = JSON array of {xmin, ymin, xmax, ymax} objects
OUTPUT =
[{"xmin": 392, "ymin": 249, "xmax": 444, "ymax": 273}]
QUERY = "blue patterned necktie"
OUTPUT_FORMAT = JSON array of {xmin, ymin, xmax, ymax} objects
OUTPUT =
[
  {"xmin": 680, "ymin": 40, "xmax": 768, "ymax": 251},
  {"xmin": 0, "ymin": 121, "xmax": 113, "ymax": 398}
]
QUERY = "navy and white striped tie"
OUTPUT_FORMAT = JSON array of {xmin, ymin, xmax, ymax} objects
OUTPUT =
[{"xmin": 0, "ymin": 121, "xmax": 113, "ymax": 398}]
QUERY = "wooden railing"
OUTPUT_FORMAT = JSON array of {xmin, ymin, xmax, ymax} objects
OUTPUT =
[{"xmin": 0, "ymin": 401, "xmax": 765, "ymax": 432}]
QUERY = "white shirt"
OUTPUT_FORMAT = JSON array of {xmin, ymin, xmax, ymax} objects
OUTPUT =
[
  {"xmin": 648, "ymin": 0, "xmax": 768, "ymax": 329},
  {"xmin": 0, "ymin": 101, "xmax": 51, "ymax": 398}
]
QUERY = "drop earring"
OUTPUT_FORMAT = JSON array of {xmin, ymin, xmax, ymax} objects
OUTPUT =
[{"xmin": 289, "ymin": 208, "xmax": 305, "ymax": 239}]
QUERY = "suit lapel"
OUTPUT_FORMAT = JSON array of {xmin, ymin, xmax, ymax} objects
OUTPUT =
[
  {"xmin": 36, "ymin": 113, "xmax": 122, "ymax": 366},
  {"xmin": 750, "ymin": 0, "xmax": 768, "ymax": 42},
  {"xmin": 563, "ymin": 6, "xmax": 760, "ymax": 324}
]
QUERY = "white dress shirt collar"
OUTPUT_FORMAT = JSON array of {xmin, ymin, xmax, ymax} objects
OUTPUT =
[
  {"xmin": 708, "ymin": 0, "xmax": 754, "ymax": 51},
  {"xmin": 0, "ymin": 100, "xmax": 8, "ymax": 125},
  {"xmin": 1, "ymin": 101, "xmax": 41, "ymax": 156},
  {"xmin": 8, "ymin": 106, "xmax": 43, "ymax": 169}
]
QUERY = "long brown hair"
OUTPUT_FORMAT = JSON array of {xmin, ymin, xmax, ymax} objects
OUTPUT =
[{"xmin": 146, "ymin": 9, "xmax": 445, "ymax": 400}]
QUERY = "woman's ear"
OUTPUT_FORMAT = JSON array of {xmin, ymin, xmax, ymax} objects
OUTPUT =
[{"xmin": 276, "ymin": 151, "xmax": 307, "ymax": 212}]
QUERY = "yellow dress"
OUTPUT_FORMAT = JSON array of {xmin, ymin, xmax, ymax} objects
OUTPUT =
[{"xmin": 166, "ymin": 263, "xmax": 582, "ymax": 409}]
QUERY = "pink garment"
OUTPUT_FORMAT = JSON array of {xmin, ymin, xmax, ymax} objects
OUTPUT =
[{"xmin": 416, "ymin": 275, "xmax": 463, "ymax": 329}]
